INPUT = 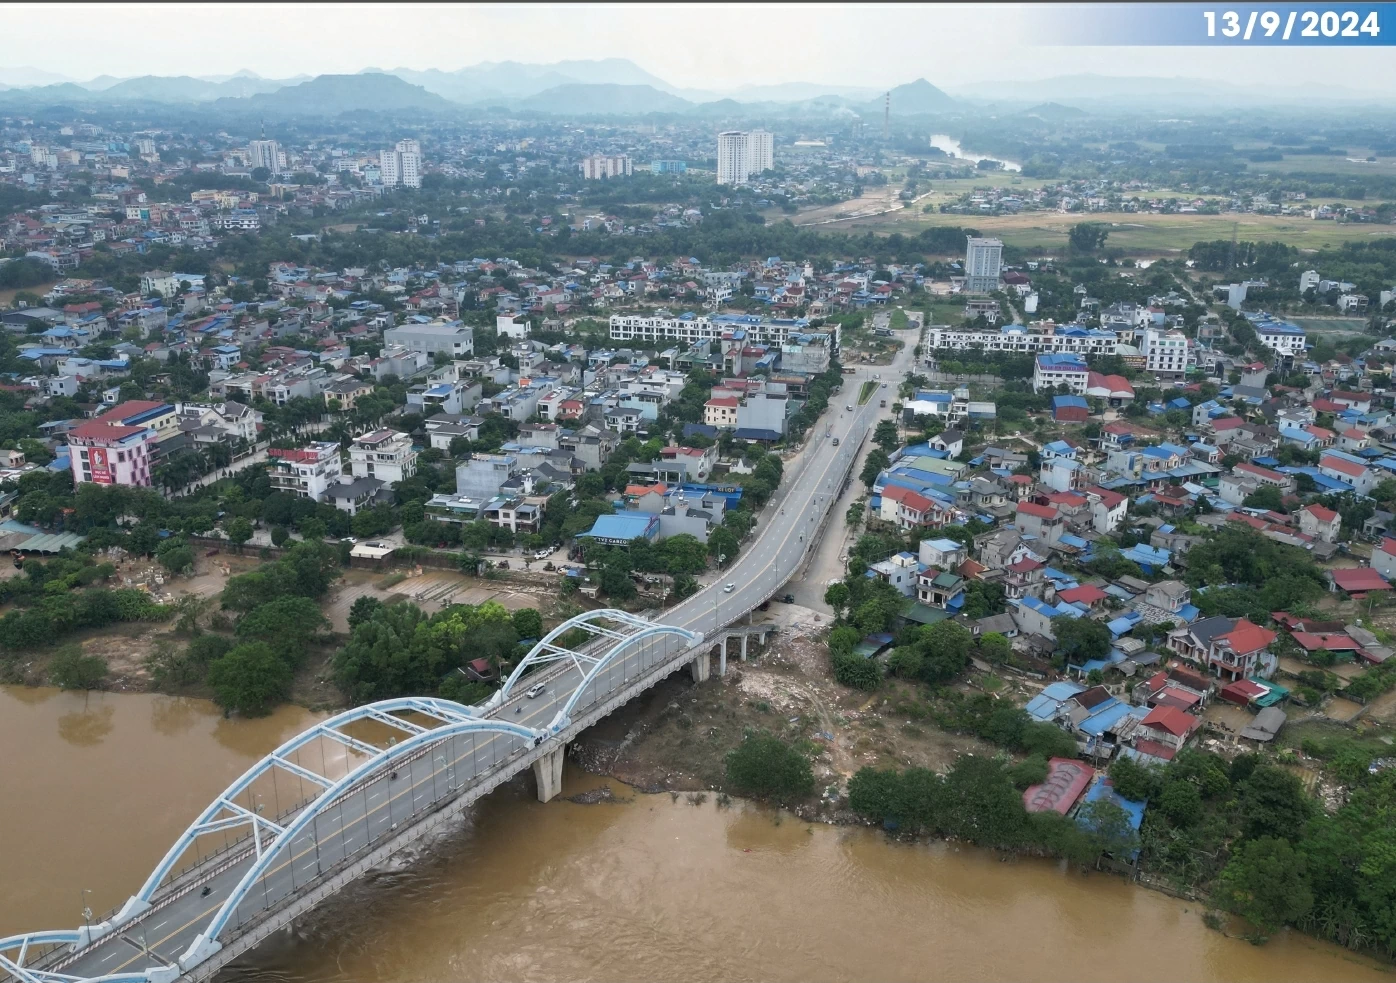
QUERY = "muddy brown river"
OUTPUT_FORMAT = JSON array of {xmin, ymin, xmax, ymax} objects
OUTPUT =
[{"xmin": 2, "ymin": 686, "xmax": 1390, "ymax": 982}]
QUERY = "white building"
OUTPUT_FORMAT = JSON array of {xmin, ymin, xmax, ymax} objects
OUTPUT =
[
  {"xmin": 267, "ymin": 442, "xmax": 343, "ymax": 501},
  {"xmin": 579, "ymin": 154, "xmax": 633, "ymax": 179},
  {"xmin": 1143, "ymin": 326, "xmax": 1190, "ymax": 378},
  {"xmin": 610, "ymin": 312, "xmax": 819, "ymax": 348},
  {"xmin": 964, "ymin": 237, "xmax": 1003, "ymax": 294},
  {"xmin": 1032, "ymin": 354, "xmax": 1090, "ymax": 394},
  {"xmin": 380, "ymin": 139, "xmax": 422, "ymax": 189},
  {"xmin": 247, "ymin": 139, "xmax": 281, "ymax": 177},
  {"xmin": 67, "ymin": 420, "xmax": 157, "ymax": 487},
  {"xmin": 923, "ymin": 322, "xmax": 1119, "ymax": 357},
  {"xmin": 140, "ymin": 270, "xmax": 179, "ymax": 299},
  {"xmin": 347, "ymin": 429, "xmax": 417, "ymax": 486},
  {"xmin": 383, "ymin": 320, "xmax": 473, "ymax": 357},
  {"xmin": 1299, "ymin": 270, "xmax": 1320, "ymax": 293},
  {"xmin": 717, "ymin": 130, "xmax": 774, "ymax": 186},
  {"xmin": 496, "ymin": 313, "xmax": 529, "ymax": 339},
  {"xmin": 1248, "ymin": 314, "xmax": 1307, "ymax": 357}
]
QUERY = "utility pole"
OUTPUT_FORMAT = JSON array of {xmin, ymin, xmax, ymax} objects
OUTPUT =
[{"xmin": 884, "ymin": 92, "xmax": 890, "ymax": 139}]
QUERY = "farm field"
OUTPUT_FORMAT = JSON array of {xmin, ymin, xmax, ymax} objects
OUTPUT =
[{"xmin": 804, "ymin": 204, "xmax": 1396, "ymax": 256}]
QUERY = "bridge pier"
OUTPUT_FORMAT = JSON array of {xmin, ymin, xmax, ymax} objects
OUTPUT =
[
  {"xmin": 532, "ymin": 744, "xmax": 566, "ymax": 803},
  {"xmin": 741, "ymin": 634, "xmax": 749, "ymax": 662},
  {"xmin": 690, "ymin": 650, "xmax": 709, "ymax": 682},
  {"xmin": 719, "ymin": 636, "xmax": 728, "ymax": 676}
]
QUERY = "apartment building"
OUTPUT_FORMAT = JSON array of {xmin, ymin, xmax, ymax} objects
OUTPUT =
[
  {"xmin": 923, "ymin": 322, "xmax": 1119, "ymax": 357},
  {"xmin": 717, "ymin": 129, "xmax": 773, "ymax": 185},
  {"xmin": 964, "ymin": 237, "xmax": 1003, "ymax": 294},
  {"xmin": 1246, "ymin": 313, "xmax": 1307, "ymax": 357},
  {"xmin": 380, "ymin": 138, "xmax": 422, "ymax": 189},
  {"xmin": 1143, "ymin": 326, "xmax": 1190, "ymax": 379},
  {"xmin": 579, "ymin": 154, "xmax": 633, "ymax": 179},
  {"xmin": 610, "ymin": 312, "xmax": 817, "ymax": 348}
]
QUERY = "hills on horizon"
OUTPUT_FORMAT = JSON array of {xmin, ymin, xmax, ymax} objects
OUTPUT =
[{"xmin": 0, "ymin": 59, "xmax": 1389, "ymax": 117}]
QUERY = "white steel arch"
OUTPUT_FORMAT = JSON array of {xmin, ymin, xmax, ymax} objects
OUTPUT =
[
  {"xmin": 181, "ymin": 713, "xmax": 539, "ymax": 968},
  {"xmin": 490, "ymin": 608, "xmax": 701, "ymax": 730}
]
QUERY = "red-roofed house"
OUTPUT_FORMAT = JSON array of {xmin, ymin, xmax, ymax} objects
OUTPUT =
[
  {"xmin": 1329, "ymin": 567, "xmax": 1393, "ymax": 598},
  {"xmin": 1330, "ymin": 390, "xmax": 1372, "ymax": 412},
  {"xmin": 1137, "ymin": 705, "xmax": 1201, "ymax": 750},
  {"xmin": 1211, "ymin": 619, "xmax": 1278, "ymax": 681},
  {"xmin": 1015, "ymin": 500, "xmax": 1064, "ymax": 544},
  {"xmin": 1235, "ymin": 461, "xmax": 1293, "ymax": 491},
  {"xmin": 1298, "ymin": 503, "xmax": 1341, "ymax": 544},
  {"xmin": 1339, "ymin": 428, "xmax": 1369, "ymax": 453},
  {"xmin": 704, "ymin": 396, "xmax": 739, "ymax": 429},
  {"xmin": 1058, "ymin": 583, "xmax": 1108, "ymax": 611},
  {"xmin": 1320, "ymin": 453, "xmax": 1375, "ymax": 494},
  {"xmin": 1022, "ymin": 758, "xmax": 1095, "ymax": 815},
  {"xmin": 1085, "ymin": 372, "xmax": 1134, "ymax": 406},
  {"xmin": 878, "ymin": 483, "xmax": 950, "ymax": 531},
  {"xmin": 1085, "ymin": 486, "xmax": 1128, "ymax": 534}
]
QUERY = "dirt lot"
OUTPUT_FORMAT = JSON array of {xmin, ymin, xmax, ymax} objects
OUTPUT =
[
  {"xmin": 575, "ymin": 603, "xmax": 997, "ymax": 797},
  {"xmin": 323, "ymin": 568, "xmax": 558, "ymax": 634}
]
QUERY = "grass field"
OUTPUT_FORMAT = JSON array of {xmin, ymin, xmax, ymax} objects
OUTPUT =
[
  {"xmin": 809, "ymin": 204, "xmax": 1396, "ymax": 256},
  {"xmin": 1293, "ymin": 317, "xmax": 1371, "ymax": 336},
  {"xmin": 0, "ymin": 282, "xmax": 57, "ymax": 307}
]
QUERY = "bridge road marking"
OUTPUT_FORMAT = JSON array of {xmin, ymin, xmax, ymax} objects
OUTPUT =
[{"xmin": 104, "ymin": 726, "xmax": 536, "ymax": 974}]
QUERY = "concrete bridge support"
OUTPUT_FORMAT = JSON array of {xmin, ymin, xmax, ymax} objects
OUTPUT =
[
  {"xmin": 741, "ymin": 634, "xmax": 749, "ymax": 663},
  {"xmin": 718, "ymin": 636, "xmax": 728, "ymax": 676},
  {"xmin": 690, "ymin": 651, "xmax": 710, "ymax": 683},
  {"xmin": 532, "ymin": 744, "xmax": 566, "ymax": 803}
]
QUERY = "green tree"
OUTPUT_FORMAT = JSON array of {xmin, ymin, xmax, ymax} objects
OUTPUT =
[
  {"xmin": 1077, "ymin": 798, "xmax": 1141, "ymax": 857},
  {"xmin": 235, "ymin": 596, "xmax": 327, "ymax": 664},
  {"xmin": 939, "ymin": 755, "xmax": 1028, "ymax": 848},
  {"xmin": 158, "ymin": 545, "xmax": 195, "ymax": 575},
  {"xmin": 206, "ymin": 642, "xmax": 293, "ymax": 716},
  {"xmin": 918, "ymin": 619, "xmax": 973, "ymax": 684},
  {"xmin": 847, "ymin": 767, "xmax": 904, "ymax": 823},
  {"xmin": 1216, "ymin": 837, "xmax": 1314, "ymax": 933},
  {"xmin": 270, "ymin": 525, "xmax": 290, "ymax": 547},
  {"xmin": 873, "ymin": 419, "xmax": 900, "ymax": 452},
  {"xmin": 724, "ymin": 730, "xmax": 815, "ymax": 802},
  {"xmin": 707, "ymin": 526, "xmax": 739, "ymax": 565},
  {"xmin": 1158, "ymin": 779, "xmax": 1204, "ymax": 827},
  {"xmin": 824, "ymin": 581, "xmax": 851, "ymax": 618},
  {"xmin": 1068, "ymin": 222, "xmax": 1109, "ymax": 253},
  {"xmin": 977, "ymin": 631, "xmax": 1011, "ymax": 665},
  {"xmin": 1052, "ymin": 616, "xmax": 1112, "ymax": 665},
  {"xmin": 348, "ymin": 595, "xmax": 383, "ymax": 631},
  {"xmin": 48, "ymin": 645, "xmax": 108, "ymax": 691},
  {"xmin": 1239, "ymin": 765, "xmax": 1314, "ymax": 842},
  {"xmin": 512, "ymin": 607, "xmax": 543, "ymax": 640},
  {"xmin": 860, "ymin": 449, "xmax": 891, "ymax": 488},
  {"xmin": 225, "ymin": 516, "xmax": 253, "ymax": 547}
]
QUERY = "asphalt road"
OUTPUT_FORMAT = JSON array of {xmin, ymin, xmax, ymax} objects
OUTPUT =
[{"xmin": 45, "ymin": 337, "xmax": 916, "ymax": 982}]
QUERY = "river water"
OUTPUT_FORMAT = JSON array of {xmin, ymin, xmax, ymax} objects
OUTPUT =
[
  {"xmin": 2, "ymin": 686, "xmax": 1389, "ymax": 983},
  {"xmin": 929, "ymin": 134, "xmax": 1021, "ymax": 173}
]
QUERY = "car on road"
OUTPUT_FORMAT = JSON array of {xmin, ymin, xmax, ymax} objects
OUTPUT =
[
  {"xmin": 881, "ymin": 382, "xmax": 887, "ymax": 388},
  {"xmin": 845, "ymin": 404, "xmax": 853, "ymax": 411},
  {"xmin": 832, "ymin": 437, "xmax": 840, "ymax": 445},
  {"xmin": 723, "ymin": 583, "xmax": 736, "ymax": 593},
  {"xmin": 525, "ymin": 684, "xmax": 546, "ymax": 699},
  {"xmin": 779, "ymin": 593, "xmax": 795, "ymax": 603}
]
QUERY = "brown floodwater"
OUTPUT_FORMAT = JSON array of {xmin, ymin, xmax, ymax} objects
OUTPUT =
[{"xmin": 2, "ymin": 685, "xmax": 1391, "ymax": 983}]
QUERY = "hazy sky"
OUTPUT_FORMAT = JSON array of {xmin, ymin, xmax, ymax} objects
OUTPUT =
[{"xmin": 5, "ymin": 2, "xmax": 1396, "ymax": 92}]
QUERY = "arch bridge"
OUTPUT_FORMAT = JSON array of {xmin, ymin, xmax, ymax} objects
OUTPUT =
[{"xmin": 2, "ymin": 610, "xmax": 700, "ymax": 983}]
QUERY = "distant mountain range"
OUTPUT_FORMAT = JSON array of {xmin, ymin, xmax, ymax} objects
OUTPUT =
[{"xmin": 0, "ymin": 59, "xmax": 1387, "ymax": 117}]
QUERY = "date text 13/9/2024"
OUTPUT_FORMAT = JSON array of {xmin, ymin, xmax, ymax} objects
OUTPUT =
[{"xmin": 1203, "ymin": 9, "xmax": 1378, "ymax": 39}]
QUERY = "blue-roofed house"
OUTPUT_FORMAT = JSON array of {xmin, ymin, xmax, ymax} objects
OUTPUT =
[
  {"xmin": 1025, "ymin": 680, "xmax": 1087, "ymax": 722},
  {"xmin": 1012, "ymin": 595, "xmax": 1083, "ymax": 639},
  {"xmin": 578, "ymin": 513, "xmax": 660, "ymax": 545},
  {"xmin": 1123, "ymin": 543, "xmax": 1171, "ymax": 574}
]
